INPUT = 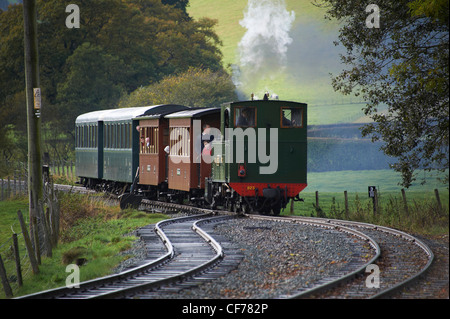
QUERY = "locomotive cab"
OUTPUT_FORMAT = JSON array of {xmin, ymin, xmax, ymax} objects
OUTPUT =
[{"xmin": 209, "ymin": 100, "xmax": 307, "ymax": 214}]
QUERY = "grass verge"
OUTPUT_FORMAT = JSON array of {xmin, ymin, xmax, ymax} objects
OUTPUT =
[
  {"xmin": 0, "ymin": 193, "xmax": 168, "ymax": 299},
  {"xmin": 286, "ymin": 190, "xmax": 449, "ymax": 236}
]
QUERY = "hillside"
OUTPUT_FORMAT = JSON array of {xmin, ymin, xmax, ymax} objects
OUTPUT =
[
  {"xmin": 188, "ymin": 0, "xmax": 370, "ymax": 125},
  {"xmin": 2, "ymin": 0, "xmax": 369, "ymax": 125},
  {"xmin": 0, "ymin": 0, "xmax": 19, "ymax": 10}
]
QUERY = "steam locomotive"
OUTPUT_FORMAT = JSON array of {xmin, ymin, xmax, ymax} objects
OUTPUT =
[{"xmin": 75, "ymin": 99, "xmax": 307, "ymax": 215}]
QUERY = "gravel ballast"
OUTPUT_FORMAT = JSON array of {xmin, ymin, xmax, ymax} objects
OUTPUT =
[{"xmin": 142, "ymin": 217, "xmax": 374, "ymax": 299}]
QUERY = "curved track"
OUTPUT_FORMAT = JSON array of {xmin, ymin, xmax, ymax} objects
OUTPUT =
[
  {"xmin": 17, "ymin": 213, "xmax": 234, "ymax": 299},
  {"xmin": 246, "ymin": 214, "xmax": 434, "ymax": 299},
  {"xmin": 20, "ymin": 185, "xmax": 436, "ymax": 299}
]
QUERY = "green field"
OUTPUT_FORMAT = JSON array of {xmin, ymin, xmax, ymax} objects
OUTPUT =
[
  {"xmin": 288, "ymin": 188, "xmax": 448, "ymax": 235},
  {"xmin": 287, "ymin": 169, "xmax": 448, "ymax": 235},
  {"xmin": 304, "ymin": 169, "xmax": 449, "ymax": 193}
]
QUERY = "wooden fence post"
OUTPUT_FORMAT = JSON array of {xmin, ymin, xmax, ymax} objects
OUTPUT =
[
  {"xmin": 434, "ymin": 189, "xmax": 442, "ymax": 215},
  {"xmin": 7, "ymin": 177, "xmax": 10, "ymax": 199},
  {"xmin": 344, "ymin": 191, "xmax": 349, "ymax": 219},
  {"xmin": 38, "ymin": 201, "xmax": 52, "ymax": 258},
  {"xmin": 401, "ymin": 189, "xmax": 409, "ymax": 216},
  {"xmin": 32, "ymin": 216, "xmax": 41, "ymax": 265},
  {"xmin": 12, "ymin": 233, "xmax": 23, "ymax": 287},
  {"xmin": 13, "ymin": 173, "xmax": 16, "ymax": 197},
  {"xmin": 54, "ymin": 198, "xmax": 60, "ymax": 246},
  {"xmin": 373, "ymin": 188, "xmax": 378, "ymax": 216},
  {"xmin": 315, "ymin": 191, "xmax": 319, "ymax": 209},
  {"xmin": 17, "ymin": 210, "xmax": 39, "ymax": 274},
  {"xmin": 0, "ymin": 254, "xmax": 13, "ymax": 298}
]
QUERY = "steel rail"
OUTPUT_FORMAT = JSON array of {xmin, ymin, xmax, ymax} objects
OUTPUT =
[
  {"xmin": 311, "ymin": 217, "xmax": 435, "ymax": 299},
  {"xmin": 91, "ymin": 214, "xmax": 233, "ymax": 299},
  {"xmin": 24, "ymin": 183, "xmax": 435, "ymax": 299},
  {"xmin": 247, "ymin": 214, "xmax": 434, "ymax": 299},
  {"xmin": 16, "ymin": 213, "xmax": 225, "ymax": 299},
  {"xmin": 245, "ymin": 214, "xmax": 382, "ymax": 298}
]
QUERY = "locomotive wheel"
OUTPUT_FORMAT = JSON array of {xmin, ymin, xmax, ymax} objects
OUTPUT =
[
  {"xmin": 261, "ymin": 206, "xmax": 271, "ymax": 215},
  {"xmin": 226, "ymin": 199, "xmax": 234, "ymax": 212},
  {"xmin": 241, "ymin": 203, "xmax": 249, "ymax": 214},
  {"xmin": 233, "ymin": 201, "xmax": 241, "ymax": 213},
  {"xmin": 272, "ymin": 207, "xmax": 281, "ymax": 216},
  {"xmin": 272, "ymin": 201, "xmax": 282, "ymax": 216}
]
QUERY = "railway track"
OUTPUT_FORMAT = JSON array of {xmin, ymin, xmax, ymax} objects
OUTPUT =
[
  {"xmin": 21, "ymin": 185, "xmax": 436, "ymax": 299},
  {"xmin": 17, "ymin": 212, "xmax": 239, "ymax": 299},
  {"xmin": 245, "ymin": 214, "xmax": 434, "ymax": 299}
]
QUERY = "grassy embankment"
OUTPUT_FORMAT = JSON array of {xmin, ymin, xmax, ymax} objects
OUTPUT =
[{"xmin": 0, "ymin": 192, "xmax": 168, "ymax": 298}]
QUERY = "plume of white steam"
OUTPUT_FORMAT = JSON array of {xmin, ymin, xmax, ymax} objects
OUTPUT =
[{"xmin": 234, "ymin": 0, "xmax": 295, "ymax": 98}]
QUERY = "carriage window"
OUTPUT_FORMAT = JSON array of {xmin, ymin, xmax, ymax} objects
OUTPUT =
[
  {"xmin": 84, "ymin": 126, "xmax": 88, "ymax": 147},
  {"xmin": 76, "ymin": 126, "xmax": 79, "ymax": 147},
  {"xmin": 129, "ymin": 123, "xmax": 132, "ymax": 148},
  {"xmin": 224, "ymin": 109, "xmax": 230, "ymax": 128},
  {"xmin": 235, "ymin": 107, "xmax": 256, "ymax": 127},
  {"xmin": 89, "ymin": 125, "xmax": 93, "ymax": 148},
  {"xmin": 106, "ymin": 124, "xmax": 112, "ymax": 148},
  {"xmin": 120, "ymin": 123, "xmax": 125, "ymax": 149},
  {"xmin": 125, "ymin": 123, "xmax": 130, "ymax": 149},
  {"xmin": 113, "ymin": 124, "xmax": 117, "ymax": 148},
  {"xmin": 169, "ymin": 127, "xmax": 190, "ymax": 157},
  {"xmin": 281, "ymin": 107, "xmax": 303, "ymax": 128},
  {"xmin": 119, "ymin": 124, "xmax": 123, "ymax": 149},
  {"xmin": 140, "ymin": 126, "xmax": 159, "ymax": 154},
  {"xmin": 104, "ymin": 124, "xmax": 108, "ymax": 148}
]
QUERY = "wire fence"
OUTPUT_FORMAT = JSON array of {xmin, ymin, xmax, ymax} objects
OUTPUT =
[
  {"xmin": 1, "ymin": 177, "xmax": 60, "ymax": 298},
  {"xmin": 1, "ymin": 161, "xmax": 76, "ymax": 201},
  {"xmin": 0, "ymin": 225, "xmax": 33, "ymax": 297}
]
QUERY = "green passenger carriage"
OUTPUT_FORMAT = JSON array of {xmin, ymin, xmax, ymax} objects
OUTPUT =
[
  {"xmin": 75, "ymin": 105, "xmax": 188, "ymax": 191},
  {"xmin": 75, "ymin": 99, "xmax": 307, "ymax": 215}
]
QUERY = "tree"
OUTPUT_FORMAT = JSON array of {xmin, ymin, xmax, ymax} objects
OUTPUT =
[
  {"xmin": 0, "ymin": 0, "xmax": 226, "ymax": 168},
  {"xmin": 161, "ymin": 0, "xmax": 190, "ymax": 18},
  {"xmin": 317, "ymin": 0, "xmax": 449, "ymax": 187},
  {"xmin": 154, "ymin": 17, "xmax": 223, "ymax": 76},
  {"xmin": 119, "ymin": 67, "xmax": 237, "ymax": 108},
  {"xmin": 54, "ymin": 42, "xmax": 128, "ymax": 129}
]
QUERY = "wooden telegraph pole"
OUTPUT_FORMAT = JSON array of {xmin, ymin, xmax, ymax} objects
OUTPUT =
[{"xmin": 23, "ymin": 0, "xmax": 43, "ymax": 240}]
